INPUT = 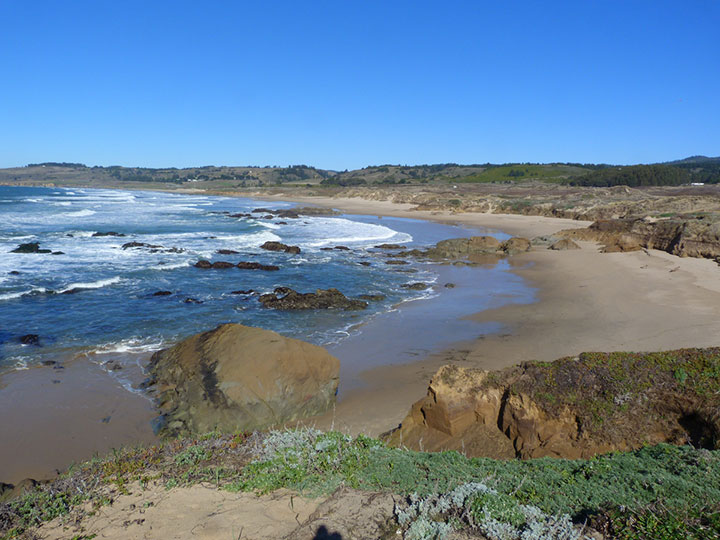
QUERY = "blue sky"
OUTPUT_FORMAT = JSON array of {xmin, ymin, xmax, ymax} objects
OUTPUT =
[{"xmin": 0, "ymin": 1, "xmax": 718, "ymax": 169}]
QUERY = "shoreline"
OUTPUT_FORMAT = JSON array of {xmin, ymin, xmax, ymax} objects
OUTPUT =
[{"xmin": 4, "ymin": 186, "xmax": 720, "ymax": 483}]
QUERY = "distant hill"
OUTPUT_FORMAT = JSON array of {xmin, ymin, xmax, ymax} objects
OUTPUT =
[{"xmin": 0, "ymin": 155, "xmax": 717, "ymax": 189}]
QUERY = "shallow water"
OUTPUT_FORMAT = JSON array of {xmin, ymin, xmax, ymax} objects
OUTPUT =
[{"xmin": 0, "ymin": 186, "xmax": 527, "ymax": 376}]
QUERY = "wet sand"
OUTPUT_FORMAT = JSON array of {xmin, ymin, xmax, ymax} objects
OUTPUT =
[{"xmin": 0, "ymin": 357, "xmax": 157, "ymax": 484}]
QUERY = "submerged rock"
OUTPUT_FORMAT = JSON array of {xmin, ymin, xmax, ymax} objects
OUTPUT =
[
  {"xmin": 92, "ymin": 231, "xmax": 126, "ymax": 237},
  {"xmin": 260, "ymin": 241, "xmax": 301, "ymax": 254},
  {"xmin": 19, "ymin": 334, "xmax": 40, "ymax": 346},
  {"xmin": 258, "ymin": 287, "xmax": 368, "ymax": 310},
  {"xmin": 152, "ymin": 291, "xmax": 172, "ymax": 296},
  {"xmin": 236, "ymin": 262, "xmax": 280, "ymax": 271},
  {"xmin": 10, "ymin": 242, "xmax": 51, "ymax": 254},
  {"xmin": 146, "ymin": 323, "xmax": 340, "ymax": 437},
  {"xmin": 401, "ymin": 282, "xmax": 430, "ymax": 290}
]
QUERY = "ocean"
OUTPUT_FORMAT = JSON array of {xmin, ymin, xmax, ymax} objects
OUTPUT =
[{"xmin": 0, "ymin": 185, "xmax": 531, "ymax": 379}]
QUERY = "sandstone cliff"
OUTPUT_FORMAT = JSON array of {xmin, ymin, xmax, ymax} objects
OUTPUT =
[{"xmin": 386, "ymin": 348, "xmax": 720, "ymax": 459}]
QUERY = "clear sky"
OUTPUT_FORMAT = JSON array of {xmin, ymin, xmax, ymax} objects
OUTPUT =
[{"xmin": 1, "ymin": 1, "xmax": 718, "ymax": 170}]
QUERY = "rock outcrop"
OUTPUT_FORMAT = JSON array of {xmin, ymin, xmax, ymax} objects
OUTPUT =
[
  {"xmin": 561, "ymin": 217, "xmax": 720, "ymax": 259},
  {"xmin": 260, "ymin": 241, "xmax": 301, "ymax": 254},
  {"xmin": 258, "ymin": 288, "xmax": 368, "ymax": 310},
  {"xmin": 147, "ymin": 324, "xmax": 340, "ymax": 437},
  {"xmin": 386, "ymin": 348, "xmax": 720, "ymax": 459},
  {"xmin": 10, "ymin": 242, "xmax": 51, "ymax": 254},
  {"xmin": 415, "ymin": 236, "xmax": 532, "ymax": 262},
  {"xmin": 549, "ymin": 238, "xmax": 581, "ymax": 250}
]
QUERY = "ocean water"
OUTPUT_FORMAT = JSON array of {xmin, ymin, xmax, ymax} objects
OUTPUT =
[{"xmin": 0, "ymin": 185, "xmax": 523, "ymax": 374}]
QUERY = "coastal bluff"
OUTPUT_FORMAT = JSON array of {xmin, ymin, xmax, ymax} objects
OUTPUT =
[
  {"xmin": 387, "ymin": 348, "xmax": 720, "ymax": 459},
  {"xmin": 146, "ymin": 324, "xmax": 339, "ymax": 437}
]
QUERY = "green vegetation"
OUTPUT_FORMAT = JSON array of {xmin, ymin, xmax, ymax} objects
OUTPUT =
[
  {"xmin": 453, "ymin": 163, "xmax": 588, "ymax": 183},
  {"xmin": 2, "ymin": 428, "xmax": 719, "ymax": 539},
  {"xmin": 568, "ymin": 164, "xmax": 693, "ymax": 187}
]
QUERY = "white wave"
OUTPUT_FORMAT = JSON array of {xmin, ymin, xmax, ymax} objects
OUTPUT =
[
  {"xmin": 258, "ymin": 222, "xmax": 281, "ymax": 229},
  {"xmin": 151, "ymin": 261, "xmax": 190, "ymax": 271},
  {"xmin": 23, "ymin": 198, "xmax": 43, "ymax": 203},
  {"xmin": 90, "ymin": 337, "xmax": 165, "ymax": 355},
  {"xmin": 52, "ymin": 201, "xmax": 72, "ymax": 206},
  {"xmin": 56, "ymin": 276, "xmax": 121, "ymax": 294},
  {"xmin": 0, "ymin": 287, "xmax": 47, "ymax": 301},
  {"xmin": 13, "ymin": 358, "xmax": 29, "ymax": 370},
  {"xmin": 64, "ymin": 230, "xmax": 97, "ymax": 238},
  {"xmin": 64, "ymin": 209, "xmax": 97, "ymax": 217}
]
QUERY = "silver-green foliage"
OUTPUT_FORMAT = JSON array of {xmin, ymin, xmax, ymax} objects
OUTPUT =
[{"xmin": 395, "ymin": 482, "xmax": 590, "ymax": 540}]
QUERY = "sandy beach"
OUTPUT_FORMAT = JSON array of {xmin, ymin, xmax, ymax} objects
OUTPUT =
[
  {"xmin": 4, "ymin": 192, "xmax": 720, "ymax": 484},
  {"xmin": 264, "ymin": 194, "xmax": 720, "ymax": 436}
]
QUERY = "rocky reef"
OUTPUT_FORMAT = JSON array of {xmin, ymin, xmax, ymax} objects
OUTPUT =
[
  {"xmin": 258, "ymin": 287, "xmax": 368, "ymax": 310},
  {"xmin": 145, "ymin": 324, "xmax": 340, "ymax": 437}
]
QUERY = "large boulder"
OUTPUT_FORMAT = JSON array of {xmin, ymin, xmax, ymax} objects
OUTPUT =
[{"xmin": 147, "ymin": 324, "xmax": 340, "ymax": 437}]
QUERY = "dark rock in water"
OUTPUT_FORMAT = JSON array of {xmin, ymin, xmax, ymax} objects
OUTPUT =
[
  {"xmin": 260, "ymin": 241, "xmax": 301, "ymax": 254},
  {"xmin": 146, "ymin": 323, "xmax": 339, "ymax": 436},
  {"xmin": 229, "ymin": 213, "xmax": 252, "ymax": 218},
  {"xmin": 19, "ymin": 334, "xmax": 40, "ymax": 346},
  {"xmin": 237, "ymin": 261, "xmax": 280, "ymax": 271},
  {"xmin": 231, "ymin": 289, "xmax": 254, "ymax": 295},
  {"xmin": 66, "ymin": 233, "xmax": 74, "ymax": 237},
  {"xmin": 293, "ymin": 206, "xmax": 339, "ymax": 216},
  {"xmin": 92, "ymin": 231, "xmax": 126, "ymax": 237},
  {"xmin": 375, "ymin": 243, "xmax": 406, "ymax": 250},
  {"xmin": 51, "ymin": 251, "xmax": 64, "ymax": 255},
  {"xmin": 276, "ymin": 210, "xmax": 300, "ymax": 219},
  {"xmin": 61, "ymin": 288, "xmax": 82, "ymax": 295},
  {"xmin": 395, "ymin": 268, "xmax": 418, "ymax": 273},
  {"xmin": 194, "ymin": 260, "xmax": 213, "ymax": 269},
  {"xmin": 259, "ymin": 287, "xmax": 368, "ymax": 311},
  {"xmin": 358, "ymin": 261, "xmax": 371, "ymax": 266},
  {"xmin": 42, "ymin": 360, "xmax": 56, "ymax": 366},
  {"xmin": 444, "ymin": 283, "xmax": 456, "ymax": 288},
  {"xmin": 334, "ymin": 246, "xmax": 350, "ymax": 251},
  {"xmin": 252, "ymin": 208, "xmax": 273, "ymax": 214},
  {"xmin": 122, "ymin": 241, "xmax": 162, "ymax": 250},
  {"xmin": 263, "ymin": 215, "xmax": 274, "ymax": 219},
  {"xmin": 153, "ymin": 290, "xmax": 172, "ymax": 296},
  {"xmin": 216, "ymin": 249, "xmax": 240, "ymax": 255},
  {"xmin": 386, "ymin": 260, "xmax": 409, "ymax": 265},
  {"xmin": 212, "ymin": 261, "xmax": 235, "ymax": 269},
  {"xmin": 401, "ymin": 282, "xmax": 430, "ymax": 290},
  {"xmin": 320, "ymin": 247, "xmax": 334, "ymax": 251},
  {"xmin": 11, "ymin": 242, "xmax": 51, "ymax": 254},
  {"xmin": 8, "ymin": 271, "xmax": 20, "ymax": 275},
  {"xmin": 184, "ymin": 297, "xmax": 203, "ymax": 304},
  {"xmin": 275, "ymin": 221, "xmax": 288, "ymax": 225},
  {"xmin": 104, "ymin": 361, "xmax": 123, "ymax": 371},
  {"xmin": 358, "ymin": 294, "xmax": 386, "ymax": 301}
]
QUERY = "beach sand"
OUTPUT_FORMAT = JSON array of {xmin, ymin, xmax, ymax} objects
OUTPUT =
[
  {"xmin": 271, "ymin": 195, "xmax": 720, "ymax": 436},
  {"xmin": 4, "ymin": 193, "xmax": 720, "ymax": 484}
]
